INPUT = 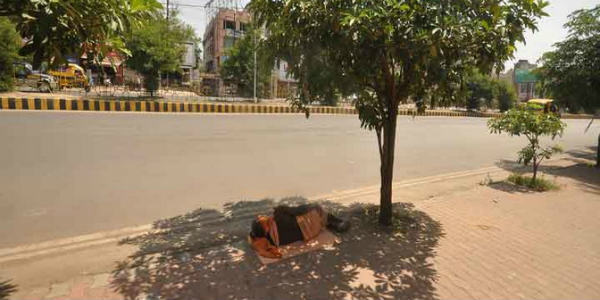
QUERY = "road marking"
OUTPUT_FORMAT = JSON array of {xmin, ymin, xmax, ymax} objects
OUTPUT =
[{"xmin": 0, "ymin": 165, "xmax": 504, "ymax": 263}]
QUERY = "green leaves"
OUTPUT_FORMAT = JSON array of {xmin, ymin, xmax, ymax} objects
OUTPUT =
[
  {"xmin": 489, "ymin": 106, "xmax": 566, "ymax": 175},
  {"xmin": 488, "ymin": 106, "xmax": 566, "ymax": 138},
  {"xmin": 537, "ymin": 5, "xmax": 599, "ymax": 114},
  {"xmin": 125, "ymin": 13, "xmax": 196, "ymax": 93},
  {"xmin": 6, "ymin": 0, "xmax": 162, "ymax": 68},
  {"xmin": 220, "ymin": 25, "xmax": 273, "ymax": 98},
  {"xmin": 0, "ymin": 17, "xmax": 21, "ymax": 92}
]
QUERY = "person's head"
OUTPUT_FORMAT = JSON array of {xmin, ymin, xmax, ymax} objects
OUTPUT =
[{"xmin": 250, "ymin": 218, "xmax": 266, "ymax": 239}]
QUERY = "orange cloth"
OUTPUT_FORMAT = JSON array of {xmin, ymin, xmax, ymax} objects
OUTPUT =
[
  {"xmin": 251, "ymin": 216, "xmax": 282, "ymax": 258},
  {"xmin": 251, "ymin": 237, "xmax": 282, "ymax": 258},
  {"xmin": 296, "ymin": 208, "xmax": 327, "ymax": 241}
]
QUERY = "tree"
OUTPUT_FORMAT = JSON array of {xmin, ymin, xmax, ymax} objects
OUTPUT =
[
  {"xmin": 220, "ymin": 26, "xmax": 273, "ymax": 99},
  {"xmin": 496, "ymin": 79, "xmax": 518, "ymax": 112},
  {"xmin": 0, "ymin": 17, "xmax": 20, "ymax": 92},
  {"xmin": 536, "ymin": 5, "xmax": 599, "ymax": 114},
  {"xmin": 1, "ymin": 0, "xmax": 162, "ymax": 68},
  {"xmin": 125, "ymin": 13, "xmax": 195, "ymax": 95},
  {"xmin": 537, "ymin": 5, "xmax": 599, "ymax": 168},
  {"xmin": 488, "ymin": 107, "xmax": 566, "ymax": 182},
  {"xmin": 465, "ymin": 70, "xmax": 497, "ymax": 111},
  {"xmin": 249, "ymin": 0, "xmax": 548, "ymax": 225}
]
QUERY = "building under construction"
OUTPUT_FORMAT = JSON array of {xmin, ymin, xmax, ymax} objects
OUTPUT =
[{"xmin": 201, "ymin": 2, "xmax": 296, "ymax": 98}]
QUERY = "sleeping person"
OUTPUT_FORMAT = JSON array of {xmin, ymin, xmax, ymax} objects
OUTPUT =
[{"xmin": 249, "ymin": 204, "xmax": 350, "ymax": 258}]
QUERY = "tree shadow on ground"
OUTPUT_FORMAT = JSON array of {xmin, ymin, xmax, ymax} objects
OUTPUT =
[
  {"xmin": 0, "ymin": 280, "xmax": 17, "ymax": 300},
  {"xmin": 493, "ymin": 150, "xmax": 600, "ymax": 196},
  {"xmin": 487, "ymin": 181, "xmax": 535, "ymax": 194},
  {"xmin": 111, "ymin": 197, "xmax": 444, "ymax": 300}
]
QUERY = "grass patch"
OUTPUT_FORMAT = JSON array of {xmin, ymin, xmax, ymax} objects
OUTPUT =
[{"xmin": 507, "ymin": 173, "xmax": 559, "ymax": 192}]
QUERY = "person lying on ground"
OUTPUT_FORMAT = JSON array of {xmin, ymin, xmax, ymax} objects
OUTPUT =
[{"xmin": 249, "ymin": 204, "xmax": 350, "ymax": 258}]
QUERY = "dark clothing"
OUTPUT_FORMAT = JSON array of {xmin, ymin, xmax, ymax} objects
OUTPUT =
[{"xmin": 272, "ymin": 205, "xmax": 307, "ymax": 245}]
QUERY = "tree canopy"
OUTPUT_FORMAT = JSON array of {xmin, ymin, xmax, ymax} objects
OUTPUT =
[
  {"xmin": 0, "ymin": 17, "xmax": 20, "ymax": 92},
  {"xmin": 249, "ymin": 0, "xmax": 548, "ymax": 225},
  {"xmin": 125, "ymin": 13, "xmax": 196, "ymax": 94},
  {"xmin": 536, "ymin": 5, "xmax": 600, "ymax": 114},
  {"xmin": 0, "ymin": 0, "xmax": 162, "ymax": 68},
  {"xmin": 220, "ymin": 26, "xmax": 273, "ymax": 99}
]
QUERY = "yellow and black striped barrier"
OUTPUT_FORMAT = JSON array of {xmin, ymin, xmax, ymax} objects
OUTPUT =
[
  {"xmin": 0, "ymin": 97, "xmax": 590, "ymax": 119},
  {"xmin": 0, "ymin": 97, "xmax": 357, "ymax": 115}
]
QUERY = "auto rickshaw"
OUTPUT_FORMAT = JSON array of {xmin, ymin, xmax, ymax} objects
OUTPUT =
[
  {"xmin": 49, "ymin": 63, "xmax": 91, "ymax": 92},
  {"xmin": 526, "ymin": 98, "xmax": 559, "ymax": 116},
  {"xmin": 13, "ymin": 62, "xmax": 58, "ymax": 92}
]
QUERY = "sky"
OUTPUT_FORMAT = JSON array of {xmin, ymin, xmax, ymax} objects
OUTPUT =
[{"xmin": 173, "ymin": 0, "xmax": 599, "ymax": 70}]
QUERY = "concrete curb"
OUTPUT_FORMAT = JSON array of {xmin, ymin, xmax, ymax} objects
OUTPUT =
[{"xmin": 0, "ymin": 97, "xmax": 592, "ymax": 119}]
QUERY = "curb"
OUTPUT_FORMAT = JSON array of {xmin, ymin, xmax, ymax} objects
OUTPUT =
[{"xmin": 0, "ymin": 97, "xmax": 592, "ymax": 119}]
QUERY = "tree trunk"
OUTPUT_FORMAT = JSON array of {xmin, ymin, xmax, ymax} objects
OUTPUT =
[
  {"xmin": 378, "ymin": 109, "xmax": 398, "ymax": 226},
  {"xmin": 532, "ymin": 157, "xmax": 538, "ymax": 183},
  {"xmin": 596, "ymin": 133, "xmax": 599, "ymax": 168}
]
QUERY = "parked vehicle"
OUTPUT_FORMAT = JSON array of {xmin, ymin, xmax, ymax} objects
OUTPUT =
[
  {"xmin": 526, "ymin": 98, "xmax": 560, "ymax": 116},
  {"xmin": 49, "ymin": 63, "xmax": 91, "ymax": 92},
  {"xmin": 13, "ymin": 62, "xmax": 58, "ymax": 93}
]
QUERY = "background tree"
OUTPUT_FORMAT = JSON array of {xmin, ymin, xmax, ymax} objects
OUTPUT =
[
  {"xmin": 125, "ymin": 13, "xmax": 195, "ymax": 96},
  {"xmin": 1, "ymin": 0, "xmax": 162, "ymax": 68},
  {"xmin": 220, "ymin": 26, "xmax": 273, "ymax": 99},
  {"xmin": 465, "ymin": 70, "xmax": 497, "ymax": 111},
  {"xmin": 488, "ymin": 106, "xmax": 566, "ymax": 182},
  {"xmin": 250, "ymin": 0, "xmax": 548, "ymax": 225},
  {"xmin": 536, "ymin": 5, "xmax": 599, "ymax": 168},
  {"xmin": 536, "ymin": 5, "xmax": 599, "ymax": 114},
  {"xmin": 496, "ymin": 79, "xmax": 518, "ymax": 112},
  {"xmin": 0, "ymin": 17, "xmax": 20, "ymax": 92}
]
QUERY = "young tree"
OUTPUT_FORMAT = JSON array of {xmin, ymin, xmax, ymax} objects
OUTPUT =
[
  {"xmin": 249, "ymin": 0, "xmax": 548, "ymax": 225},
  {"xmin": 488, "ymin": 107, "xmax": 566, "ymax": 182},
  {"xmin": 0, "ymin": 17, "xmax": 20, "ymax": 92},
  {"xmin": 125, "ymin": 14, "xmax": 195, "ymax": 96},
  {"xmin": 220, "ymin": 26, "xmax": 273, "ymax": 99},
  {"xmin": 1, "ymin": 0, "xmax": 162, "ymax": 69}
]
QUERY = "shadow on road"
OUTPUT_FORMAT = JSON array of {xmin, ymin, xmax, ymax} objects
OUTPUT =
[{"xmin": 111, "ymin": 197, "xmax": 443, "ymax": 300}]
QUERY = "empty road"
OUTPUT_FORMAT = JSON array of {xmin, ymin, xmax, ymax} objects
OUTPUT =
[{"xmin": 0, "ymin": 111, "xmax": 597, "ymax": 248}]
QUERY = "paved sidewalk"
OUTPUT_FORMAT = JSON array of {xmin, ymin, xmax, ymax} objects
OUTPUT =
[{"xmin": 3, "ymin": 157, "xmax": 599, "ymax": 300}]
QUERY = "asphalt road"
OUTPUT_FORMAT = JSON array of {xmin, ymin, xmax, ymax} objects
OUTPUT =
[{"xmin": 0, "ymin": 111, "xmax": 597, "ymax": 248}]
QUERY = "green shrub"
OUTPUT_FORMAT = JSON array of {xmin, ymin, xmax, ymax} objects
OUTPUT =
[
  {"xmin": 507, "ymin": 173, "xmax": 559, "ymax": 192},
  {"xmin": 496, "ymin": 80, "xmax": 517, "ymax": 112},
  {"xmin": 0, "ymin": 17, "xmax": 21, "ymax": 92}
]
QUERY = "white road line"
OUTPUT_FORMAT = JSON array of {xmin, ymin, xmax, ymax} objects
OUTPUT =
[{"xmin": 0, "ymin": 165, "xmax": 504, "ymax": 264}]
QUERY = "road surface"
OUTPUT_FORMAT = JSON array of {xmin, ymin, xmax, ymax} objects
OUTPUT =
[{"xmin": 0, "ymin": 111, "xmax": 597, "ymax": 248}]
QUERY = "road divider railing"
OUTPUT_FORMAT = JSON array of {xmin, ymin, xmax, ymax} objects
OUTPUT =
[{"xmin": 0, "ymin": 97, "xmax": 591, "ymax": 119}]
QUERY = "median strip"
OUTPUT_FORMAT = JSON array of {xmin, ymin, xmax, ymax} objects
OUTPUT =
[{"xmin": 1, "ymin": 97, "xmax": 593, "ymax": 119}]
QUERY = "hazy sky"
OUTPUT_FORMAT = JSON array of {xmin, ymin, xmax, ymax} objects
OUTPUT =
[{"xmin": 174, "ymin": 0, "xmax": 599, "ymax": 70}]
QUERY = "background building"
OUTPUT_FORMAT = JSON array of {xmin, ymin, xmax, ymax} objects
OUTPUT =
[
  {"xmin": 202, "ymin": 8, "xmax": 297, "ymax": 98},
  {"xmin": 512, "ymin": 59, "xmax": 538, "ymax": 101}
]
